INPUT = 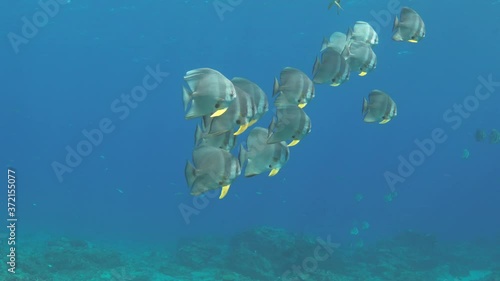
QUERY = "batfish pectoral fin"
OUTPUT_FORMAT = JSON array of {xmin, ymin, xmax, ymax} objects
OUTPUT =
[
  {"xmin": 298, "ymin": 103, "xmax": 307, "ymax": 109},
  {"xmin": 379, "ymin": 118, "xmax": 391, "ymax": 124}
]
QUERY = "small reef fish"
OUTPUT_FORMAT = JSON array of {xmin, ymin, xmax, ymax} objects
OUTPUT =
[{"xmin": 328, "ymin": 0, "xmax": 343, "ymax": 14}]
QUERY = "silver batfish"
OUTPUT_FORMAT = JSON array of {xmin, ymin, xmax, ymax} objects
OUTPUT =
[
  {"xmin": 185, "ymin": 145, "xmax": 241, "ymax": 199},
  {"xmin": 362, "ymin": 90, "xmax": 397, "ymax": 124},
  {"xmin": 239, "ymin": 127, "xmax": 290, "ymax": 177},
  {"xmin": 183, "ymin": 68, "xmax": 236, "ymax": 119}
]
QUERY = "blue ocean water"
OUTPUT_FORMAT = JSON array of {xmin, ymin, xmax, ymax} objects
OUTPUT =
[{"xmin": 2, "ymin": 0, "xmax": 500, "ymax": 280}]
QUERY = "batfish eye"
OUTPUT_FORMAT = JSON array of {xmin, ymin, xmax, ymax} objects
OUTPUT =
[
  {"xmin": 236, "ymin": 120, "xmax": 241, "ymax": 125},
  {"xmin": 291, "ymin": 135, "xmax": 296, "ymax": 139},
  {"xmin": 214, "ymin": 103, "xmax": 220, "ymax": 108},
  {"xmin": 268, "ymin": 164, "xmax": 272, "ymax": 168}
]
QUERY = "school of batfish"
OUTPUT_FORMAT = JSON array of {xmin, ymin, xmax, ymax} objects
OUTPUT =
[{"xmin": 182, "ymin": 6, "xmax": 426, "ymax": 200}]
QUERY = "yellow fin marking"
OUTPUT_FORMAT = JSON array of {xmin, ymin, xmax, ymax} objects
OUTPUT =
[
  {"xmin": 269, "ymin": 168, "xmax": 280, "ymax": 177},
  {"xmin": 288, "ymin": 140, "xmax": 300, "ymax": 147},
  {"xmin": 219, "ymin": 185, "xmax": 231, "ymax": 199},
  {"xmin": 210, "ymin": 107, "xmax": 228, "ymax": 117},
  {"xmin": 234, "ymin": 123, "xmax": 249, "ymax": 136}
]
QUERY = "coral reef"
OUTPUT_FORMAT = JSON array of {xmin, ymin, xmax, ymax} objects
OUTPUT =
[
  {"xmin": 1, "ymin": 228, "xmax": 499, "ymax": 281},
  {"xmin": 227, "ymin": 227, "xmax": 317, "ymax": 280}
]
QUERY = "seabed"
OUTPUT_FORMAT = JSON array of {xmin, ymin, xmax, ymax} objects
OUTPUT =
[{"xmin": 2, "ymin": 227, "xmax": 499, "ymax": 281}]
